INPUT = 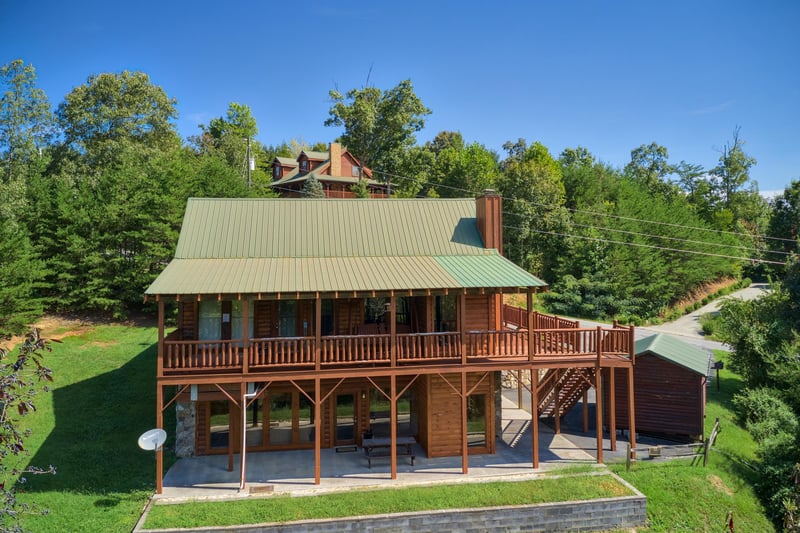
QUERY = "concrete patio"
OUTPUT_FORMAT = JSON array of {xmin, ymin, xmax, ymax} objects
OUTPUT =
[{"xmin": 156, "ymin": 395, "xmax": 609, "ymax": 503}]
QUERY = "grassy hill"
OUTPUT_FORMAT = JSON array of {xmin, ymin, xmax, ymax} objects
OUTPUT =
[{"xmin": 8, "ymin": 324, "xmax": 773, "ymax": 532}]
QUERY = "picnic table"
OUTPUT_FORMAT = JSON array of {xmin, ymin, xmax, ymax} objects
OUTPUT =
[{"xmin": 362, "ymin": 436, "xmax": 416, "ymax": 468}]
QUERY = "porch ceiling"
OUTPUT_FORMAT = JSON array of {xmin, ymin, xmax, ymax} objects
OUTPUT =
[{"xmin": 145, "ymin": 253, "xmax": 546, "ymax": 296}]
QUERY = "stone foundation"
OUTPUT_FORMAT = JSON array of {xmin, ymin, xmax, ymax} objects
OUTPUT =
[{"xmin": 175, "ymin": 401, "xmax": 196, "ymax": 458}]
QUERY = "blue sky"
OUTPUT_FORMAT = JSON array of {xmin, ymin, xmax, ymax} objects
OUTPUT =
[{"xmin": 3, "ymin": 0, "xmax": 799, "ymax": 193}]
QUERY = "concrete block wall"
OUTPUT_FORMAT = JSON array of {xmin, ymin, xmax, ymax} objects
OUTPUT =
[{"xmin": 143, "ymin": 476, "xmax": 647, "ymax": 533}]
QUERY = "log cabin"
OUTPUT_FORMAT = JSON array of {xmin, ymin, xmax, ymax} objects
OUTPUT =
[
  {"xmin": 145, "ymin": 191, "xmax": 637, "ymax": 493},
  {"xmin": 270, "ymin": 142, "xmax": 389, "ymax": 198}
]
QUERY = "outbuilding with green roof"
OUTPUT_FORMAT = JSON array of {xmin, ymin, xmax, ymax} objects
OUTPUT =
[{"xmin": 605, "ymin": 333, "xmax": 711, "ymax": 439}]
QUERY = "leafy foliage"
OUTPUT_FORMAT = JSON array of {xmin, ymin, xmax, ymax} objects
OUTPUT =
[
  {"xmin": 325, "ymin": 79, "xmax": 430, "ymax": 177},
  {"xmin": 0, "ymin": 329, "xmax": 55, "ymax": 532}
]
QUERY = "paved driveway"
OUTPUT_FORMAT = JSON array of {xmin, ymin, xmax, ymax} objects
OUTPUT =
[{"xmin": 579, "ymin": 283, "xmax": 770, "ymax": 352}]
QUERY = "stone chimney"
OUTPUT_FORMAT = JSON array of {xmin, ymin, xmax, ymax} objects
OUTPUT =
[
  {"xmin": 476, "ymin": 190, "xmax": 502, "ymax": 254},
  {"xmin": 329, "ymin": 142, "xmax": 342, "ymax": 176}
]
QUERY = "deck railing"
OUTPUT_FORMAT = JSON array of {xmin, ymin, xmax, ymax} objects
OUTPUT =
[
  {"xmin": 502, "ymin": 305, "xmax": 580, "ymax": 330},
  {"xmin": 161, "ymin": 326, "xmax": 631, "ymax": 374}
]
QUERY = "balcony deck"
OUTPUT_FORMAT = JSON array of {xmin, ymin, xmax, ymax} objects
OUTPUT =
[{"xmin": 160, "ymin": 325, "xmax": 634, "ymax": 377}]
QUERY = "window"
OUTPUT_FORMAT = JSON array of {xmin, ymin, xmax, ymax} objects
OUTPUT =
[
  {"xmin": 198, "ymin": 300, "xmax": 221, "ymax": 340},
  {"xmin": 300, "ymin": 159, "xmax": 308, "ymax": 172},
  {"xmin": 273, "ymin": 166, "xmax": 281, "ymax": 179},
  {"xmin": 352, "ymin": 165, "xmax": 360, "ymax": 177}
]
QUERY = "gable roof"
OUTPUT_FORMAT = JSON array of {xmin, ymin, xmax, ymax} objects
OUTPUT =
[
  {"xmin": 274, "ymin": 156, "xmax": 297, "ymax": 167},
  {"xmin": 300, "ymin": 150, "xmax": 328, "ymax": 161},
  {"xmin": 146, "ymin": 198, "xmax": 546, "ymax": 296},
  {"xmin": 634, "ymin": 334, "xmax": 710, "ymax": 376}
]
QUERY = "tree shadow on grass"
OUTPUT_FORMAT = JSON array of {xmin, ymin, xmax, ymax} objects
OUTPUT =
[{"xmin": 22, "ymin": 341, "xmax": 176, "ymax": 494}]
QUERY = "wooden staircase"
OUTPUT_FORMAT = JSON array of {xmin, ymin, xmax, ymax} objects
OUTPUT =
[{"xmin": 537, "ymin": 367, "xmax": 595, "ymax": 419}]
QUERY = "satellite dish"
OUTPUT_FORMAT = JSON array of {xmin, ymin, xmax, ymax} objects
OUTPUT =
[{"xmin": 138, "ymin": 428, "xmax": 167, "ymax": 451}]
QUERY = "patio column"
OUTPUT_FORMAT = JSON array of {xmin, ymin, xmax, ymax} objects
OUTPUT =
[
  {"xmin": 628, "ymin": 366, "xmax": 636, "ymax": 459},
  {"xmin": 239, "ymin": 383, "xmax": 247, "ymax": 491},
  {"xmin": 459, "ymin": 292, "xmax": 467, "ymax": 365},
  {"xmin": 390, "ymin": 374, "xmax": 397, "ymax": 480},
  {"xmin": 526, "ymin": 292, "xmax": 534, "ymax": 363},
  {"xmin": 156, "ymin": 299, "xmax": 164, "ymax": 494},
  {"xmin": 242, "ymin": 299, "xmax": 249, "ymax": 375},
  {"xmin": 595, "ymin": 366, "xmax": 603, "ymax": 464},
  {"xmin": 461, "ymin": 371, "xmax": 468, "ymax": 474},
  {"xmin": 314, "ymin": 377, "xmax": 321, "ymax": 484},
  {"xmin": 609, "ymin": 368, "xmax": 617, "ymax": 452},
  {"xmin": 390, "ymin": 294, "xmax": 397, "ymax": 367},
  {"xmin": 531, "ymin": 367, "xmax": 539, "ymax": 469},
  {"xmin": 315, "ymin": 296, "xmax": 321, "ymax": 372}
]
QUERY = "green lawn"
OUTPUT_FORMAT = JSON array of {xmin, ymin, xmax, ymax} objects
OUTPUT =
[
  {"xmin": 143, "ymin": 474, "xmax": 631, "ymax": 529},
  {"xmin": 611, "ymin": 350, "xmax": 773, "ymax": 532},
  {"xmin": 12, "ymin": 326, "xmax": 774, "ymax": 532},
  {"xmin": 13, "ymin": 325, "xmax": 174, "ymax": 532}
]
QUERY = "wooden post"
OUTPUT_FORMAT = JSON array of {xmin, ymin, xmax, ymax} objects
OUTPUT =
[
  {"xmin": 628, "ymin": 366, "xmax": 636, "ymax": 459},
  {"xmin": 156, "ymin": 300, "xmax": 164, "ymax": 494},
  {"xmin": 156, "ymin": 384, "xmax": 163, "ymax": 494},
  {"xmin": 242, "ymin": 300, "xmax": 249, "ymax": 375},
  {"xmin": 517, "ymin": 370, "xmax": 523, "ymax": 409},
  {"xmin": 531, "ymin": 368, "xmax": 539, "ymax": 469},
  {"xmin": 227, "ymin": 401, "xmax": 234, "ymax": 472},
  {"xmin": 609, "ymin": 368, "xmax": 617, "ymax": 452},
  {"xmin": 460, "ymin": 292, "xmax": 467, "ymax": 365},
  {"xmin": 315, "ymin": 297, "xmax": 322, "ymax": 372},
  {"xmin": 157, "ymin": 300, "xmax": 164, "ymax": 378},
  {"xmin": 239, "ymin": 383, "xmax": 247, "ymax": 491},
  {"xmin": 595, "ymin": 365, "xmax": 603, "ymax": 464},
  {"xmin": 314, "ymin": 377, "xmax": 321, "ymax": 484},
  {"xmin": 526, "ymin": 292, "xmax": 534, "ymax": 362},
  {"xmin": 390, "ymin": 374, "xmax": 397, "ymax": 480},
  {"xmin": 390, "ymin": 294, "xmax": 397, "ymax": 367},
  {"xmin": 461, "ymin": 371, "xmax": 469, "ymax": 474}
]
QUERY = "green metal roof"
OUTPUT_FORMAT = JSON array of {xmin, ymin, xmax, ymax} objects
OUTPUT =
[
  {"xmin": 302, "ymin": 150, "xmax": 328, "ymax": 161},
  {"xmin": 146, "ymin": 198, "xmax": 547, "ymax": 296},
  {"xmin": 634, "ymin": 334, "xmax": 710, "ymax": 376}
]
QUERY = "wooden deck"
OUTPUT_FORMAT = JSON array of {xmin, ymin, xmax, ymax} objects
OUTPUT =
[{"xmin": 160, "ymin": 325, "xmax": 634, "ymax": 376}]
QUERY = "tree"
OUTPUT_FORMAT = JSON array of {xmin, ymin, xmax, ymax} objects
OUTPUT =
[
  {"xmin": 0, "ymin": 215, "xmax": 45, "ymax": 333},
  {"xmin": 1, "ymin": 329, "xmax": 55, "ymax": 531},
  {"xmin": 769, "ymin": 180, "xmax": 800, "ymax": 257},
  {"xmin": 301, "ymin": 173, "xmax": 325, "ymax": 198},
  {"xmin": 432, "ymin": 141, "xmax": 501, "ymax": 197},
  {"xmin": 624, "ymin": 142, "xmax": 676, "ymax": 196},
  {"xmin": 0, "ymin": 60, "xmax": 53, "ymax": 186},
  {"xmin": 325, "ymin": 79, "xmax": 431, "ymax": 177},
  {"xmin": 350, "ymin": 178, "xmax": 370, "ymax": 198},
  {"xmin": 499, "ymin": 140, "xmax": 570, "ymax": 280},
  {"xmin": 712, "ymin": 127, "xmax": 756, "ymax": 213},
  {"xmin": 425, "ymin": 130, "xmax": 464, "ymax": 155},
  {"xmin": 55, "ymin": 70, "xmax": 179, "ymax": 169}
]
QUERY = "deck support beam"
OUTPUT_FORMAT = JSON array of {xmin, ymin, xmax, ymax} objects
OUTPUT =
[
  {"xmin": 531, "ymin": 367, "xmax": 539, "ymax": 469},
  {"xmin": 461, "ymin": 370, "xmax": 469, "ymax": 474},
  {"xmin": 156, "ymin": 300, "xmax": 164, "ymax": 494},
  {"xmin": 609, "ymin": 368, "xmax": 617, "ymax": 451},
  {"xmin": 390, "ymin": 374, "xmax": 398, "ymax": 479},
  {"xmin": 554, "ymin": 370, "xmax": 561, "ymax": 435},
  {"xmin": 628, "ymin": 366, "xmax": 636, "ymax": 459},
  {"xmin": 314, "ymin": 377, "xmax": 321, "ymax": 484},
  {"xmin": 595, "ymin": 365, "xmax": 603, "ymax": 464}
]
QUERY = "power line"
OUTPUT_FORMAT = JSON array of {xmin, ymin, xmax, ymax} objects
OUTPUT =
[
  {"xmin": 502, "ymin": 223, "xmax": 787, "ymax": 265},
  {"xmin": 375, "ymin": 168, "xmax": 797, "ymax": 244},
  {"xmin": 541, "ymin": 219, "xmax": 791, "ymax": 257}
]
